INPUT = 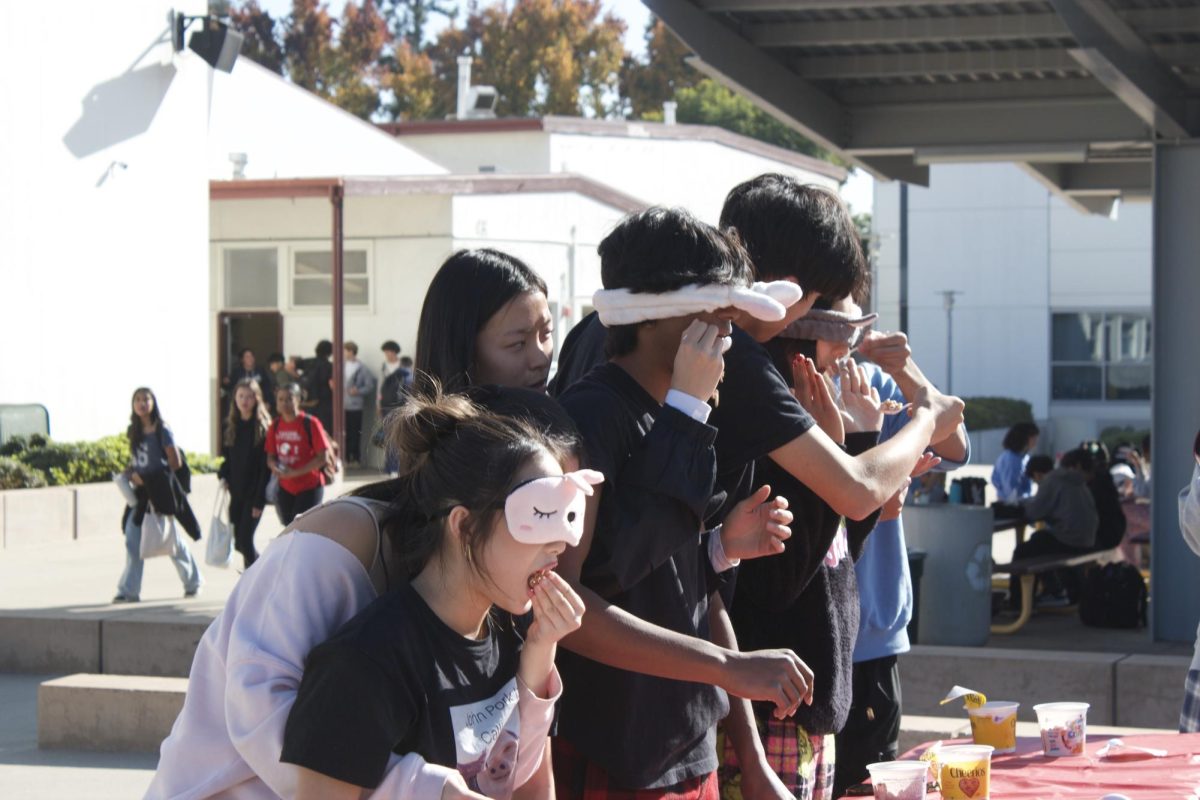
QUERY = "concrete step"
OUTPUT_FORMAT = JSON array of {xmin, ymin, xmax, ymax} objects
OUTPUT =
[
  {"xmin": 0, "ymin": 609, "xmax": 211, "ymax": 678},
  {"xmin": 38, "ymin": 673, "xmax": 186, "ymax": 753}
]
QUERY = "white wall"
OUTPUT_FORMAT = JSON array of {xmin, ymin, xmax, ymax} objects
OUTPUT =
[
  {"xmin": 0, "ymin": 1, "xmax": 213, "ymax": 451},
  {"xmin": 208, "ymin": 60, "xmax": 446, "ymax": 180},
  {"xmin": 549, "ymin": 133, "xmax": 841, "ymax": 225},
  {"xmin": 398, "ymin": 131, "xmax": 552, "ymax": 176},
  {"xmin": 874, "ymin": 163, "xmax": 1152, "ymax": 452}
]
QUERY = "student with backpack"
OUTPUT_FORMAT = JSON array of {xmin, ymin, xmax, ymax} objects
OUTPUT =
[
  {"xmin": 268, "ymin": 383, "xmax": 332, "ymax": 525},
  {"xmin": 341, "ymin": 341, "xmax": 376, "ymax": 467},
  {"xmin": 114, "ymin": 387, "xmax": 203, "ymax": 602}
]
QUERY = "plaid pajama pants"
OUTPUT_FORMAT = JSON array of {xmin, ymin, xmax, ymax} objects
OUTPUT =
[
  {"xmin": 551, "ymin": 737, "xmax": 719, "ymax": 800},
  {"xmin": 1180, "ymin": 669, "xmax": 1200, "ymax": 732},
  {"xmin": 718, "ymin": 717, "xmax": 835, "ymax": 800}
]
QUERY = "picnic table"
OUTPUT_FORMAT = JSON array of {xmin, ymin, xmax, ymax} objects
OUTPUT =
[{"xmin": 886, "ymin": 733, "xmax": 1200, "ymax": 799}]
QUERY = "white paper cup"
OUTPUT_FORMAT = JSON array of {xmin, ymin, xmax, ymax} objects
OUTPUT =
[
  {"xmin": 1033, "ymin": 702, "xmax": 1089, "ymax": 757},
  {"xmin": 866, "ymin": 760, "xmax": 928, "ymax": 800}
]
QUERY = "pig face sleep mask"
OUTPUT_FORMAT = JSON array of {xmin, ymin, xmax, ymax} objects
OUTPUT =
[{"xmin": 504, "ymin": 469, "xmax": 604, "ymax": 547}]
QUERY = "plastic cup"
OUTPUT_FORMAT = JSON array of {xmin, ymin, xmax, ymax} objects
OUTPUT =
[
  {"xmin": 938, "ymin": 744, "xmax": 993, "ymax": 800},
  {"xmin": 967, "ymin": 701, "xmax": 1020, "ymax": 754},
  {"xmin": 867, "ymin": 760, "xmax": 928, "ymax": 800},
  {"xmin": 1033, "ymin": 702, "xmax": 1089, "ymax": 757}
]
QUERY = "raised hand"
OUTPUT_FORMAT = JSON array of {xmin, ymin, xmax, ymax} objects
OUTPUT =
[
  {"xmin": 910, "ymin": 451, "xmax": 943, "ymax": 478},
  {"xmin": 525, "ymin": 570, "xmax": 586, "ymax": 649},
  {"xmin": 719, "ymin": 648, "xmax": 815, "ymax": 719},
  {"xmin": 856, "ymin": 330, "xmax": 912, "ymax": 373},
  {"xmin": 671, "ymin": 320, "xmax": 729, "ymax": 403},
  {"xmin": 837, "ymin": 358, "xmax": 883, "ymax": 434},
  {"xmin": 791, "ymin": 355, "xmax": 844, "ymax": 444},
  {"xmin": 721, "ymin": 484, "xmax": 792, "ymax": 561},
  {"xmin": 879, "ymin": 478, "xmax": 912, "ymax": 522},
  {"xmin": 911, "ymin": 385, "xmax": 965, "ymax": 444}
]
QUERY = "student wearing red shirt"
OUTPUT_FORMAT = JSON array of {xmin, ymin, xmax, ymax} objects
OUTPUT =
[{"xmin": 267, "ymin": 383, "xmax": 331, "ymax": 525}]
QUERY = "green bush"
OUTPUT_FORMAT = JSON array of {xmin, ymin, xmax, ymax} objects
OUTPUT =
[
  {"xmin": 17, "ymin": 435, "xmax": 131, "ymax": 486},
  {"xmin": 0, "ymin": 456, "xmax": 47, "ymax": 489},
  {"xmin": 186, "ymin": 451, "xmax": 222, "ymax": 475},
  {"xmin": 0, "ymin": 433, "xmax": 223, "ymax": 488},
  {"xmin": 1099, "ymin": 425, "xmax": 1150, "ymax": 455},
  {"xmin": 962, "ymin": 397, "xmax": 1035, "ymax": 432}
]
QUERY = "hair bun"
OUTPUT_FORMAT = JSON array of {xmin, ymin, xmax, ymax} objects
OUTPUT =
[{"xmin": 386, "ymin": 379, "xmax": 481, "ymax": 474}]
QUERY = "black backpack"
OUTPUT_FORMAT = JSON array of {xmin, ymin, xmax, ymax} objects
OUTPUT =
[{"xmin": 1079, "ymin": 562, "xmax": 1147, "ymax": 629}]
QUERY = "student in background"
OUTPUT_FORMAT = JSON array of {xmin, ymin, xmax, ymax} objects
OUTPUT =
[
  {"xmin": 266, "ymin": 352, "xmax": 287, "ymax": 397},
  {"xmin": 303, "ymin": 341, "xmax": 335, "ymax": 434},
  {"xmin": 114, "ymin": 387, "xmax": 203, "ymax": 602},
  {"xmin": 1013, "ymin": 448, "xmax": 1099, "ymax": 604},
  {"xmin": 218, "ymin": 378, "xmax": 272, "ymax": 569},
  {"xmin": 268, "ymin": 383, "xmax": 331, "ymax": 525},
  {"xmin": 992, "ymin": 422, "xmax": 1040, "ymax": 503},
  {"xmin": 342, "ymin": 341, "xmax": 376, "ymax": 468}
]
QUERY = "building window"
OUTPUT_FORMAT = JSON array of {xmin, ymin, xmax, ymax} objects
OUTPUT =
[
  {"xmin": 292, "ymin": 249, "xmax": 369, "ymax": 307},
  {"xmin": 223, "ymin": 248, "xmax": 278, "ymax": 309},
  {"xmin": 1051, "ymin": 311, "xmax": 1151, "ymax": 401}
]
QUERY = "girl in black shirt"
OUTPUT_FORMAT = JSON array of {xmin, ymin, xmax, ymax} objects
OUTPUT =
[
  {"xmin": 217, "ymin": 378, "xmax": 272, "ymax": 568},
  {"xmin": 283, "ymin": 391, "xmax": 593, "ymax": 800}
]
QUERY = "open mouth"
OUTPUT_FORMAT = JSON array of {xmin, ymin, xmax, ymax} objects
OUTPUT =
[{"xmin": 527, "ymin": 566, "xmax": 555, "ymax": 592}]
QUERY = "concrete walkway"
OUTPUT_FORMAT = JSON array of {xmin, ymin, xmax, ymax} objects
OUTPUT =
[{"xmin": 0, "ymin": 672, "xmax": 157, "ymax": 799}]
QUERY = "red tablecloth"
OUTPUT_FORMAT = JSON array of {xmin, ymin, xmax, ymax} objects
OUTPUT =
[{"xmin": 894, "ymin": 734, "xmax": 1200, "ymax": 799}]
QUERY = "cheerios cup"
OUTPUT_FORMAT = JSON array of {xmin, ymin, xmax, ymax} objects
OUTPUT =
[
  {"xmin": 938, "ymin": 744, "xmax": 993, "ymax": 800},
  {"xmin": 967, "ymin": 701, "xmax": 1020, "ymax": 755},
  {"xmin": 1033, "ymin": 702, "xmax": 1089, "ymax": 757}
]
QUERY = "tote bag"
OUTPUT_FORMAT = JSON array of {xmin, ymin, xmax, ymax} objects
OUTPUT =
[
  {"xmin": 205, "ymin": 488, "xmax": 235, "ymax": 567},
  {"xmin": 140, "ymin": 511, "xmax": 178, "ymax": 559}
]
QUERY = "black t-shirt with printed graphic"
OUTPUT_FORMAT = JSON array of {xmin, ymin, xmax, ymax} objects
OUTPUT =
[
  {"xmin": 282, "ymin": 582, "xmax": 529, "ymax": 795},
  {"xmin": 131, "ymin": 426, "xmax": 173, "ymax": 476}
]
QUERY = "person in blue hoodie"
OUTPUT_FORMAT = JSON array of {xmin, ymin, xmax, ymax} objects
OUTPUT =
[{"xmin": 832, "ymin": 325, "xmax": 970, "ymax": 798}]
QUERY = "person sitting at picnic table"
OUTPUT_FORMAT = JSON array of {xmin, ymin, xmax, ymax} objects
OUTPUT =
[
  {"xmin": 991, "ymin": 422, "xmax": 1039, "ymax": 503},
  {"xmin": 1009, "ymin": 449, "xmax": 1098, "ymax": 607}
]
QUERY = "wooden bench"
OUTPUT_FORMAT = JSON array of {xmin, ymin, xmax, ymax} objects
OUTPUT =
[{"xmin": 990, "ymin": 548, "xmax": 1119, "ymax": 635}]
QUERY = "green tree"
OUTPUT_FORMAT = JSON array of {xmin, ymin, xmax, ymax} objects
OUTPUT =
[
  {"xmin": 663, "ymin": 78, "xmax": 830, "ymax": 159},
  {"xmin": 382, "ymin": 0, "xmax": 458, "ymax": 50},
  {"xmin": 619, "ymin": 18, "xmax": 697, "ymax": 118}
]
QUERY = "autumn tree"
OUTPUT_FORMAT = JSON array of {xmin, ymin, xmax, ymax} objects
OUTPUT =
[
  {"xmin": 415, "ymin": 0, "xmax": 626, "ymax": 119},
  {"xmin": 619, "ymin": 18, "xmax": 697, "ymax": 118},
  {"xmin": 226, "ymin": 1, "xmax": 287, "ymax": 74},
  {"xmin": 382, "ymin": 0, "xmax": 458, "ymax": 50}
]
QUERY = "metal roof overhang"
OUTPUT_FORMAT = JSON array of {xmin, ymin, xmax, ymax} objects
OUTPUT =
[{"xmin": 643, "ymin": 0, "xmax": 1200, "ymax": 214}]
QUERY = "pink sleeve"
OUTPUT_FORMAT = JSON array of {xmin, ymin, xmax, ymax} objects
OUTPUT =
[{"xmin": 512, "ymin": 666, "xmax": 563, "ymax": 789}]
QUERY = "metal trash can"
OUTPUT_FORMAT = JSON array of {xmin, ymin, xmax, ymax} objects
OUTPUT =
[
  {"xmin": 902, "ymin": 505, "xmax": 994, "ymax": 646},
  {"xmin": 906, "ymin": 548, "xmax": 927, "ymax": 645}
]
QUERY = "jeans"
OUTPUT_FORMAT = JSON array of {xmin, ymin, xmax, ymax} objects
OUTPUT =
[
  {"xmin": 345, "ymin": 409, "xmax": 363, "ymax": 463},
  {"xmin": 117, "ymin": 508, "xmax": 203, "ymax": 599}
]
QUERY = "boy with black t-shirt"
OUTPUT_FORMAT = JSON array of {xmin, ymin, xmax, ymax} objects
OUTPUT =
[{"xmin": 555, "ymin": 207, "xmax": 814, "ymax": 798}]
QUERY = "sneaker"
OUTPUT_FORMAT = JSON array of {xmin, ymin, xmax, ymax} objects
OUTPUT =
[
  {"xmin": 1035, "ymin": 592, "xmax": 1070, "ymax": 608},
  {"xmin": 184, "ymin": 587, "xmax": 202, "ymax": 599},
  {"xmin": 112, "ymin": 594, "xmax": 139, "ymax": 603}
]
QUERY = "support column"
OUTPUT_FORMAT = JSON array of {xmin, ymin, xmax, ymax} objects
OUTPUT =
[
  {"xmin": 331, "ymin": 184, "xmax": 346, "ymax": 462},
  {"xmin": 1150, "ymin": 140, "xmax": 1200, "ymax": 642}
]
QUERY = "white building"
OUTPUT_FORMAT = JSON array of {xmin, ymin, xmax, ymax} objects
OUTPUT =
[
  {"xmin": 0, "ymin": 5, "xmax": 847, "ymax": 454},
  {"xmin": 873, "ymin": 163, "xmax": 1152, "ymax": 454},
  {"xmin": 386, "ymin": 116, "xmax": 845, "ymax": 226},
  {"xmin": 0, "ymin": 1, "xmax": 213, "ymax": 451}
]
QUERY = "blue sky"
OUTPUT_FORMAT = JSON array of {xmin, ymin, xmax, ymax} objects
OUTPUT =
[{"xmin": 255, "ymin": 0, "xmax": 652, "ymax": 57}]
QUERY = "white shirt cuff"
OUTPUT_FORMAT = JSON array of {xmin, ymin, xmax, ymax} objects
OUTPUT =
[
  {"xmin": 665, "ymin": 389, "xmax": 712, "ymax": 423},
  {"xmin": 708, "ymin": 526, "xmax": 740, "ymax": 573}
]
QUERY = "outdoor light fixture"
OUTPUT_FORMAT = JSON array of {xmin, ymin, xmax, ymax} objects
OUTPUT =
[{"xmin": 172, "ymin": 11, "xmax": 243, "ymax": 73}]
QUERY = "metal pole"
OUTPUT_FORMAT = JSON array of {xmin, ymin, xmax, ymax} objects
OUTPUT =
[
  {"xmin": 899, "ymin": 184, "xmax": 909, "ymax": 332},
  {"xmin": 331, "ymin": 183, "xmax": 346, "ymax": 462},
  {"xmin": 939, "ymin": 290, "xmax": 961, "ymax": 394}
]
